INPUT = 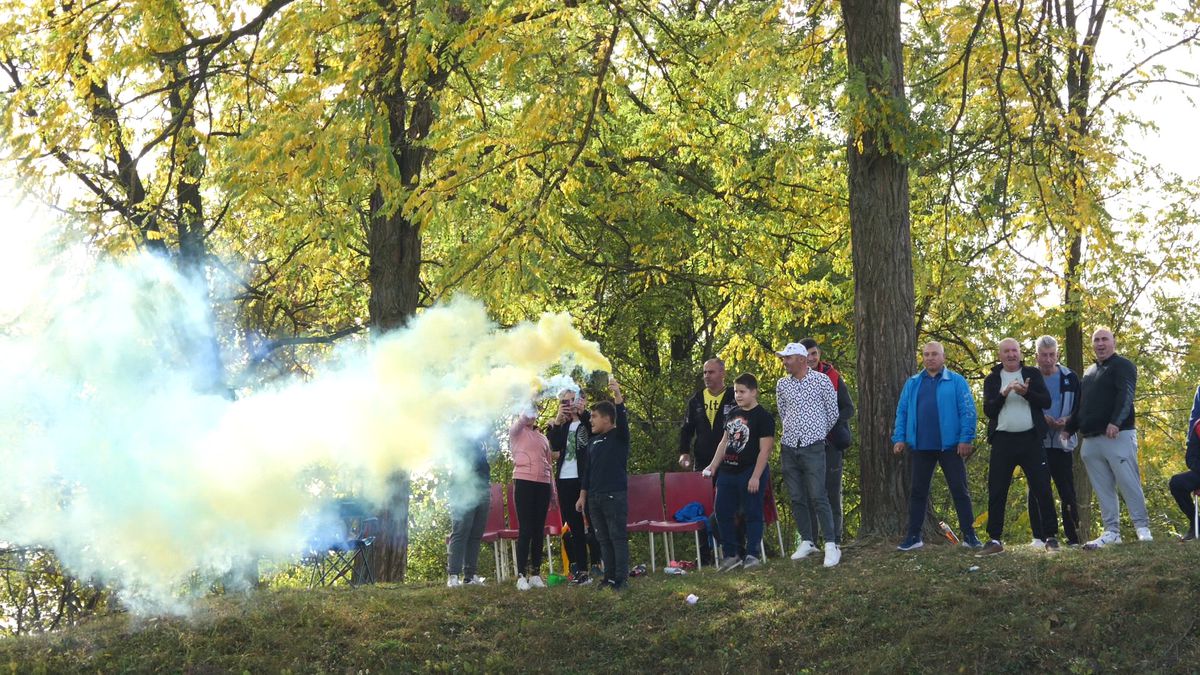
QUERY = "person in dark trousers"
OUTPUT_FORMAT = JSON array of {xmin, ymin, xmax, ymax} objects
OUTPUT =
[
  {"xmin": 1064, "ymin": 328, "xmax": 1152, "ymax": 549},
  {"xmin": 701, "ymin": 373, "xmax": 776, "ymax": 572},
  {"xmin": 509, "ymin": 408, "xmax": 554, "ymax": 590},
  {"xmin": 800, "ymin": 338, "xmax": 855, "ymax": 544},
  {"xmin": 576, "ymin": 378, "xmax": 630, "ymax": 590},
  {"xmin": 677, "ymin": 357, "xmax": 735, "ymax": 563},
  {"xmin": 546, "ymin": 385, "xmax": 599, "ymax": 584},
  {"xmin": 1168, "ymin": 385, "xmax": 1200, "ymax": 540},
  {"xmin": 446, "ymin": 439, "xmax": 492, "ymax": 587},
  {"xmin": 892, "ymin": 341, "xmax": 983, "ymax": 551},
  {"xmin": 979, "ymin": 338, "xmax": 1059, "ymax": 555},
  {"xmin": 1028, "ymin": 335, "xmax": 1082, "ymax": 546}
]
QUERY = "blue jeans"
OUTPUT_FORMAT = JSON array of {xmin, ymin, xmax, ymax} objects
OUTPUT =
[
  {"xmin": 907, "ymin": 450, "xmax": 976, "ymax": 539},
  {"xmin": 715, "ymin": 467, "xmax": 767, "ymax": 559}
]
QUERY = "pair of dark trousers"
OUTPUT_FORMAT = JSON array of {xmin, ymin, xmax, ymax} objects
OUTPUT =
[
  {"xmin": 987, "ymin": 430, "xmax": 1058, "ymax": 541},
  {"xmin": 555, "ymin": 477, "xmax": 592, "ymax": 573},
  {"xmin": 715, "ymin": 467, "xmax": 767, "ymax": 558},
  {"xmin": 1027, "ymin": 446, "xmax": 1081, "ymax": 544},
  {"xmin": 782, "ymin": 441, "xmax": 837, "ymax": 544},
  {"xmin": 906, "ymin": 450, "xmax": 976, "ymax": 539},
  {"xmin": 1169, "ymin": 470, "xmax": 1200, "ymax": 530},
  {"xmin": 514, "ymin": 479, "xmax": 551, "ymax": 577},
  {"xmin": 588, "ymin": 490, "xmax": 629, "ymax": 584},
  {"xmin": 446, "ymin": 484, "xmax": 490, "ymax": 577},
  {"xmin": 807, "ymin": 445, "xmax": 844, "ymax": 543}
]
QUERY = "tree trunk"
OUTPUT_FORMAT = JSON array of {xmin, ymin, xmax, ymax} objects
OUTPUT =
[
  {"xmin": 361, "ymin": 12, "xmax": 448, "ymax": 580},
  {"xmin": 1063, "ymin": 230, "xmax": 1092, "ymax": 541},
  {"xmin": 841, "ymin": 0, "xmax": 918, "ymax": 538}
]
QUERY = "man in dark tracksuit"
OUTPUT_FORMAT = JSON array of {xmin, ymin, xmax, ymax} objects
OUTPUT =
[
  {"xmin": 678, "ymin": 358, "xmax": 735, "ymax": 562},
  {"xmin": 979, "ymin": 338, "xmax": 1059, "ymax": 554},
  {"xmin": 1168, "ymin": 385, "xmax": 1200, "ymax": 540}
]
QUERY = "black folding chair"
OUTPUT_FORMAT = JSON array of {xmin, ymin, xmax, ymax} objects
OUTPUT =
[{"xmin": 304, "ymin": 500, "xmax": 379, "ymax": 588}]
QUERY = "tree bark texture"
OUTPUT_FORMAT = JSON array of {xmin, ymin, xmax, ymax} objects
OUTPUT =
[{"xmin": 841, "ymin": 0, "xmax": 919, "ymax": 538}]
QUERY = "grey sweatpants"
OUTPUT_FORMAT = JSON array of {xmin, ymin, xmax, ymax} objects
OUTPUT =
[
  {"xmin": 782, "ymin": 441, "xmax": 838, "ymax": 545},
  {"xmin": 1080, "ymin": 430, "xmax": 1150, "ymax": 533},
  {"xmin": 447, "ymin": 489, "xmax": 490, "ymax": 577}
]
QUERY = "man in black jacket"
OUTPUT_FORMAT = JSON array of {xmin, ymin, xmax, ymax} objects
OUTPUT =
[
  {"xmin": 979, "ymin": 338, "xmax": 1060, "ymax": 555},
  {"xmin": 1065, "ymin": 328, "xmax": 1152, "ymax": 549},
  {"xmin": 678, "ymin": 358, "xmax": 736, "ymax": 470},
  {"xmin": 1168, "ymin": 385, "xmax": 1200, "ymax": 540},
  {"xmin": 678, "ymin": 358, "xmax": 735, "ymax": 563}
]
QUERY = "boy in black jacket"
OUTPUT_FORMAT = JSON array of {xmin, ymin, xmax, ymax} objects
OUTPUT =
[{"xmin": 576, "ymin": 378, "xmax": 630, "ymax": 590}]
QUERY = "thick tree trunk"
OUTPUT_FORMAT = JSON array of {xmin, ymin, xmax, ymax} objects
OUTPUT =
[
  {"xmin": 1064, "ymin": 231, "xmax": 1093, "ymax": 541},
  {"xmin": 841, "ymin": 0, "xmax": 918, "ymax": 539}
]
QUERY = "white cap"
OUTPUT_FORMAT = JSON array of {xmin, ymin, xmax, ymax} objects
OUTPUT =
[{"xmin": 776, "ymin": 342, "xmax": 807, "ymax": 357}]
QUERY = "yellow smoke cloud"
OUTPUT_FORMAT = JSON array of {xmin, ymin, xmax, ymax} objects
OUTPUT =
[{"xmin": 0, "ymin": 253, "xmax": 609, "ymax": 614}]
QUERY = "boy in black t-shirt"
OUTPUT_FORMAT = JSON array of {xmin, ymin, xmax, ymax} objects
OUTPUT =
[{"xmin": 702, "ymin": 373, "xmax": 776, "ymax": 572}]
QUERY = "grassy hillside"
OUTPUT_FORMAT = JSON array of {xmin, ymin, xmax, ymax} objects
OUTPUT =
[{"xmin": 2, "ymin": 539, "xmax": 1199, "ymax": 673}]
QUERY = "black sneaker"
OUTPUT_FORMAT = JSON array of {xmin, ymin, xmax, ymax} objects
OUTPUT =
[
  {"xmin": 979, "ymin": 540, "xmax": 1004, "ymax": 555},
  {"xmin": 1180, "ymin": 531, "xmax": 1197, "ymax": 542},
  {"xmin": 1045, "ymin": 537, "xmax": 1061, "ymax": 552},
  {"xmin": 570, "ymin": 571, "xmax": 591, "ymax": 585}
]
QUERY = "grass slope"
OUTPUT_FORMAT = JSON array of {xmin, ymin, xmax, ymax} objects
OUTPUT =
[{"xmin": 3, "ymin": 540, "xmax": 1199, "ymax": 673}]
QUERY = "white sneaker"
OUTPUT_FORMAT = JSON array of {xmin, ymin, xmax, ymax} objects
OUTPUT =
[
  {"xmin": 1136, "ymin": 527, "xmax": 1153, "ymax": 542},
  {"xmin": 1083, "ymin": 531, "xmax": 1122, "ymax": 550},
  {"xmin": 791, "ymin": 540, "xmax": 818, "ymax": 560},
  {"xmin": 516, "ymin": 575, "xmax": 531, "ymax": 591},
  {"xmin": 446, "ymin": 574, "xmax": 462, "ymax": 588},
  {"xmin": 823, "ymin": 543, "xmax": 841, "ymax": 567},
  {"xmin": 742, "ymin": 555, "xmax": 762, "ymax": 570},
  {"xmin": 465, "ymin": 575, "xmax": 486, "ymax": 586},
  {"xmin": 528, "ymin": 575, "xmax": 546, "ymax": 588},
  {"xmin": 1030, "ymin": 538, "xmax": 1046, "ymax": 550}
]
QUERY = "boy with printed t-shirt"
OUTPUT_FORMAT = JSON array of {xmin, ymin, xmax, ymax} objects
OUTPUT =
[{"xmin": 702, "ymin": 373, "xmax": 776, "ymax": 572}]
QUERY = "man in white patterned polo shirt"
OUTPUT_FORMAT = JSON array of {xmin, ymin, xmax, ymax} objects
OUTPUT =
[{"xmin": 776, "ymin": 342, "xmax": 841, "ymax": 567}]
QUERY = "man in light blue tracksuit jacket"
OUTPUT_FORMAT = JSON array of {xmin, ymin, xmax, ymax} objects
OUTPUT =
[{"xmin": 892, "ymin": 341, "xmax": 982, "ymax": 550}]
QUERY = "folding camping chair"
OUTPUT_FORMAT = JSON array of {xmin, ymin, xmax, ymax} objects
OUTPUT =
[
  {"xmin": 626, "ymin": 473, "xmax": 666, "ymax": 570},
  {"xmin": 304, "ymin": 499, "xmax": 379, "ymax": 588},
  {"xmin": 762, "ymin": 480, "xmax": 786, "ymax": 560}
]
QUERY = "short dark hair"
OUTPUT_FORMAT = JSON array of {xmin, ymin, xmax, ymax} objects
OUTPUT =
[
  {"xmin": 733, "ymin": 373, "xmax": 758, "ymax": 390},
  {"xmin": 590, "ymin": 400, "xmax": 616, "ymax": 421},
  {"xmin": 799, "ymin": 338, "xmax": 818, "ymax": 350}
]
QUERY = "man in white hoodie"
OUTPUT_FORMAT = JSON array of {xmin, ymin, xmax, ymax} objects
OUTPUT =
[{"xmin": 1028, "ymin": 335, "xmax": 1082, "ymax": 547}]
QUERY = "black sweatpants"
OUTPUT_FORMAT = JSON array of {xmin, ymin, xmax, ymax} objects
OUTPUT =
[
  {"xmin": 1169, "ymin": 470, "xmax": 1200, "ymax": 530},
  {"xmin": 987, "ymin": 430, "xmax": 1058, "ymax": 542},
  {"xmin": 514, "ymin": 479, "xmax": 551, "ymax": 577},
  {"xmin": 1027, "ymin": 446, "xmax": 1081, "ymax": 545},
  {"xmin": 556, "ymin": 477, "xmax": 589, "ymax": 573}
]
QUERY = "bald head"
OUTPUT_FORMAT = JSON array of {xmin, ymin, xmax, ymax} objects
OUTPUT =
[
  {"xmin": 701, "ymin": 358, "xmax": 726, "ymax": 394},
  {"xmin": 998, "ymin": 337, "xmax": 1022, "ymax": 371},
  {"xmin": 1092, "ymin": 328, "xmax": 1116, "ymax": 361},
  {"xmin": 922, "ymin": 342, "xmax": 945, "ymax": 375}
]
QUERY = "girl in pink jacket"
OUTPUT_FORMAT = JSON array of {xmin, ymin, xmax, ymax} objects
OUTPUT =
[{"xmin": 510, "ymin": 410, "xmax": 553, "ymax": 590}]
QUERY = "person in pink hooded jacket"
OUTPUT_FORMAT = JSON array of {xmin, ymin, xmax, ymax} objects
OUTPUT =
[{"xmin": 510, "ymin": 407, "xmax": 554, "ymax": 590}]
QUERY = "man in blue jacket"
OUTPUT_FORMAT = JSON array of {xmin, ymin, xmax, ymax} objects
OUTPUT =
[
  {"xmin": 1167, "ymin": 385, "xmax": 1200, "ymax": 540},
  {"xmin": 892, "ymin": 341, "xmax": 982, "ymax": 550}
]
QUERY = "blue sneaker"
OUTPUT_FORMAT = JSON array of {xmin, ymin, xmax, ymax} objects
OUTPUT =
[
  {"xmin": 961, "ymin": 532, "xmax": 984, "ymax": 549},
  {"xmin": 897, "ymin": 535, "xmax": 923, "ymax": 551}
]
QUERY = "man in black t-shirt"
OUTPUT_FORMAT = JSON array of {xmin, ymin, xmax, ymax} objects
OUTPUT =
[{"xmin": 702, "ymin": 373, "xmax": 776, "ymax": 572}]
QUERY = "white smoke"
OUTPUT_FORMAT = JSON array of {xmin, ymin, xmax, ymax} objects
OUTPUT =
[{"xmin": 0, "ymin": 200, "xmax": 610, "ymax": 614}]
